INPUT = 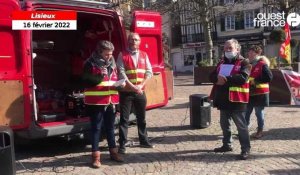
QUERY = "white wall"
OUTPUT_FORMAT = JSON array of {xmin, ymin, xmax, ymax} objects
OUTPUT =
[
  {"xmin": 171, "ymin": 51, "xmax": 194, "ymax": 72},
  {"xmin": 170, "ymin": 45, "xmax": 219, "ymax": 73},
  {"xmin": 171, "ymin": 52, "xmax": 182, "ymax": 72},
  {"xmin": 162, "ymin": 13, "xmax": 171, "ymax": 37}
]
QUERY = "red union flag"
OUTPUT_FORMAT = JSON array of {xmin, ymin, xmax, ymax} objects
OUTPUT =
[
  {"xmin": 281, "ymin": 70, "xmax": 300, "ymax": 105},
  {"xmin": 279, "ymin": 23, "xmax": 291, "ymax": 64}
]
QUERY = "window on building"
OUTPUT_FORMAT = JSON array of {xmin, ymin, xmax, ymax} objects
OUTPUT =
[
  {"xmin": 225, "ymin": 15, "xmax": 235, "ymax": 31},
  {"xmin": 224, "ymin": 0, "xmax": 234, "ymax": 4},
  {"xmin": 144, "ymin": 0, "xmax": 151, "ymax": 8},
  {"xmin": 187, "ymin": 25, "xmax": 195, "ymax": 42},
  {"xmin": 244, "ymin": 11, "xmax": 255, "ymax": 29},
  {"xmin": 184, "ymin": 55, "xmax": 194, "ymax": 66},
  {"xmin": 196, "ymin": 52, "xmax": 202, "ymax": 64},
  {"xmin": 181, "ymin": 25, "xmax": 186, "ymax": 43}
]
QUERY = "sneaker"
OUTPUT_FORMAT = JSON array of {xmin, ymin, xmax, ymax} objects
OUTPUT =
[
  {"xmin": 213, "ymin": 145, "xmax": 233, "ymax": 152},
  {"xmin": 118, "ymin": 147, "xmax": 126, "ymax": 154},
  {"xmin": 239, "ymin": 151, "xmax": 250, "ymax": 160},
  {"xmin": 124, "ymin": 141, "xmax": 133, "ymax": 147},
  {"xmin": 140, "ymin": 142, "xmax": 155, "ymax": 148}
]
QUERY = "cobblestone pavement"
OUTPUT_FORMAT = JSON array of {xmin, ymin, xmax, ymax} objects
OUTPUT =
[{"xmin": 16, "ymin": 75, "xmax": 300, "ymax": 175}]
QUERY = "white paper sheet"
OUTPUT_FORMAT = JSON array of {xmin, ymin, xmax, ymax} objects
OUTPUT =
[
  {"xmin": 219, "ymin": 64, "xmax": 234, "ymax": 76},
  {"xmin": 113, "ymin": 79, "xmax": 126, "ymax": 87}
]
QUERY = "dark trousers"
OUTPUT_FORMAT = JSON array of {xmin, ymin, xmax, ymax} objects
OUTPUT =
[
  {"xmin": 118, "ymin": 92, "xmax": 149, "ymax": 146},
  {"xmin": 87, "ymin": 104, "xmax": 116, "ymax": 152},
  {"xmin": 220, "ymin": 110, "xmax": 251, "ymax": 152}
]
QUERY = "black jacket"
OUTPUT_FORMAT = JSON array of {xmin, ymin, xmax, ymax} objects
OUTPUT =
[{"xmin": 209, "ymin": 56, "xmax": 252, "ymax": 111}]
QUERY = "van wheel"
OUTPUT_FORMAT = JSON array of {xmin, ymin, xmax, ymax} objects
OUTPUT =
[{"xmin": 80, "ymin": 132, "xmax": 91, "ymax": 144}]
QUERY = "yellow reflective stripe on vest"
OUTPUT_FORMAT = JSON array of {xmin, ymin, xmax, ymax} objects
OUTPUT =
[
  {"xmin": 84, "ymin": 90, "xmax": 118, "ymax": 96},
  {"xmin": 129, "ymin": 78, "xmax": 144, "ymax": 83},
  {"xmin": 256, "ymin": 83, "xmax": 269, "ymax": 88},
  {"xmin": 229, "ymin": 87, "xmax": 249, "ymax": 93},
  {"xmin": 249, "ymin": 77, "xmax": 254, "ymax": 82},
  {"xmin": 97, "ymin": 81, "xmax": 117, "ymax": 86},
  {"xmin": 125, "ymin": 69, "xmax": 146, "ymax": 74}
]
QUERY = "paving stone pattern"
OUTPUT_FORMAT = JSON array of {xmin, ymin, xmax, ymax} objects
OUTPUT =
[{"xmin": 15, "ymin": 75, "xmax": 300, "ymax": 175}]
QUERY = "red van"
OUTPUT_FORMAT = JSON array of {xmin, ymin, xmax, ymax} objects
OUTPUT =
[{"xmin": 0, "ymin": 0, "xmax": 171, "ymax": 139}]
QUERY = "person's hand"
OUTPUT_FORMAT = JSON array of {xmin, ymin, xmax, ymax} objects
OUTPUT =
[
  {"xmin": 137, "ymin": 84, "xmax": 144, "ymax": 90},
  {"xmin": 249, "ymin": 79, "xmax": 255, "ymax": 86},
  {"xmin": 134, "ymin": 85, "xmax": 143, "ymax": 95},
  {"xmin": 120, "ymin": 81, "xmax": 126, "ymax": 88},
  {"xmin": 216, "ymin": 75, "xmax": 227, "ymax": 85},
  {"xmin": 100, "ymin": 67, "xmax": 108, "ymax": 76}
]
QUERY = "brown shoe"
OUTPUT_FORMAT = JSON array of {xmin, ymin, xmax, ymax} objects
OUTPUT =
[
  {"xmin": 109, "ymin": 148, "xmax": 124, "ymax": 162},
  {"xmin": 253, "ymin": 130, "xmax": 263, "ymax": 139},
  {"xmin": 91, "ymin": 151, "xmax": 101, "ymax": 168}
]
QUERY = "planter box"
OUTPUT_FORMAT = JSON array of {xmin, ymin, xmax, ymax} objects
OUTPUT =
[
  {"xmin": 194, "ymin": 66, "xmax": 216, "ymax": 85},
  {"xmin": 165, "ymin": 69, "xmax": 174, "ymax": 100}
]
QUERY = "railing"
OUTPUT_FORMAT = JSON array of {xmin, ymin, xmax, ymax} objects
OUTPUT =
[
  {"xmin": 172, "ymin": 31, "xmax": 218, "ymax": 46},
  {"xmin": 264, "ymin": 26, "xmax": 300, "ymax": 32}
]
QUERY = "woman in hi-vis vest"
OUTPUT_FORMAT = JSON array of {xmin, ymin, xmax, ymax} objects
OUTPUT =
[
  {"xmin": 245, "ymin": 45, "xmax": 273, "ymax": 139},
  {"xmin": 82, "ymin": 40, "xmax": 125, "ymax": 168}
]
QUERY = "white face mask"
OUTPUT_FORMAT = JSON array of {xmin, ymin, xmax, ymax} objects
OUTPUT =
[{"xmin": 225, "ymin": 51, "xmax": 237, "ymax": 59}]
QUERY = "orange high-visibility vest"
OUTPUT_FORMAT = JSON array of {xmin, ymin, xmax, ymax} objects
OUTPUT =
[
  {"xmin": 122, "ymin": 51, "xmax": 147, "ymax": 85},
  {"xmin": 84, "ymin": 66, "xmax": 119, "ymax": 105},
  {"xmin": 216, "ymin": 59, "xmax": 250, "ymax": 103},
  {"xmin": 249, "ymin": 60, "xmax": 270, "ymax": 96}
]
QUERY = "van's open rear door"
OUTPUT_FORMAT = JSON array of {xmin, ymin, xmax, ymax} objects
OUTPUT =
[
  {"xmin": 0, "ymin": 0, "xmax": 31, "ymax": 129},
  {"xmin": 131, "ymin": 11, "xmax": 168, "ymax": 109}
]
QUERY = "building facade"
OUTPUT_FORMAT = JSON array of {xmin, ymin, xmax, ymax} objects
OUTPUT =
[{"xmin": 166, "ymin": 0, "xmax": 300, "ymax": 72}]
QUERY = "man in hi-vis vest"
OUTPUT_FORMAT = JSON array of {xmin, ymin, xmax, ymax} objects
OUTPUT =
[
  {"xmin": 82, "ymin": 40, "xmax": 124, "ymax": 168},
  {"xmin": 117, "ymin": 33, "xmax": 154, "ymax": 154},
  {"xmin": 209, "ymin": 39, "xmax": 252, "ymax": 160}
]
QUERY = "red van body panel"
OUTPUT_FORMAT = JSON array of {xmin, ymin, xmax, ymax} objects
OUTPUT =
[
  {"xmin": 0, "ymin": 0, "xmax": 170, "ymax": 139},
  {"xmin": 0, "ymin": 0, "xmax": 32, "ymax": 130},
  {"xmin": 131, "ymin": 11, "xmax": 168, "ymax": 109}
]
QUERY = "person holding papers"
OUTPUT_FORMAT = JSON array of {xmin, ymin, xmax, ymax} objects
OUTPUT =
[
  {"xmin": 245, "ymin": 45, "xmax": 272, "ymax": 139},
  {"xmin": 82, "ymin": 40, "xmax": 124, "ymax": 168},
  {"xmin": 209, "ymin": 39, "xmax": 252, "ymax": 160}
]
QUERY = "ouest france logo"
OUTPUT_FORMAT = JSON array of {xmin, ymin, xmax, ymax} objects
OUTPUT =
[{"xmin": 253, "ymin": 12, "xmax": 300, "ymax": 27}]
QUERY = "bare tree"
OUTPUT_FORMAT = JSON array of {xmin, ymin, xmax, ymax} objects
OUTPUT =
[
  {"xmin": 168, "ymin": 0, "xmax": 217, "ymax": 65},
  {"xmin": 263, "ymin": 0, "xmax": 300, "ymax": 14},
  {"xmin": 190, "ymin": 0, "xmax": 216, "ymax": 65}
]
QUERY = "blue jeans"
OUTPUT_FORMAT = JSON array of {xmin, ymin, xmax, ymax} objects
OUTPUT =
[
  {"xmin": 220, "ymin": 110, "xmax": 251, "ymax": 152},
  {"xmin": 245, "ymin": 105, "xmax": 265, "ymax": 130},
  {"xmin": 87, "ymin": 105, "xmax": 116, "ymax": 152}
]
